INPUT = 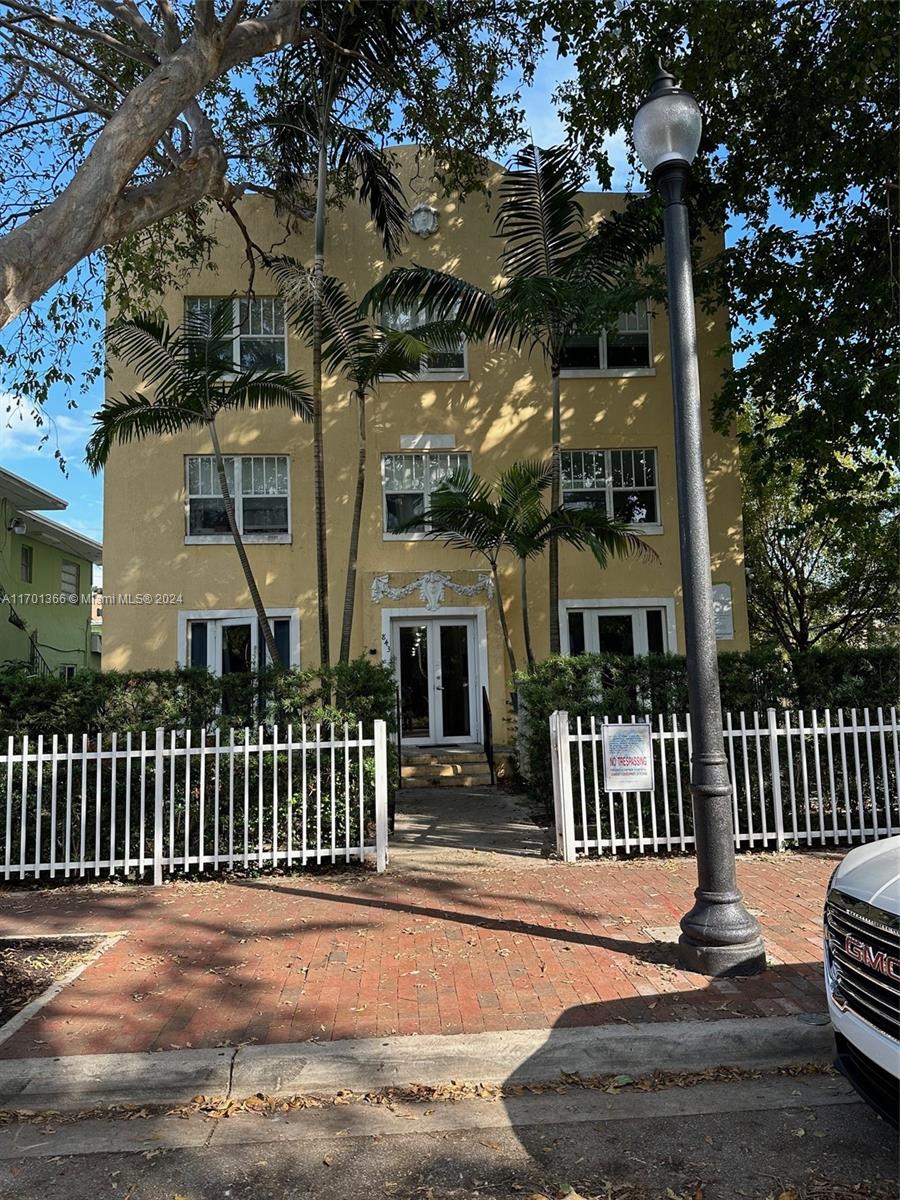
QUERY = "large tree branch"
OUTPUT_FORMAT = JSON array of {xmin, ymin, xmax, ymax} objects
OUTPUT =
[
  {"xmin": 0, "ymin": 0, "xmax": 157, "ymax": 65},
  {"xmin": 0, "ymin": 2, "xmax": 306, "ymax": 327}
]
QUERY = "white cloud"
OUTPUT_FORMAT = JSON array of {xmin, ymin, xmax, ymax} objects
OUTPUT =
[{"xmin": 0, "ymin": 396, "xmax": 93, "ymax": 466}]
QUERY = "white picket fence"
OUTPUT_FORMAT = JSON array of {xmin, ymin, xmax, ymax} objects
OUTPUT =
[
  {"xmin": 549, "ymin": 707, "xmax": 900, "ymax": 861},
  {"xmin": 1, "ymin": 721, "xmax": 389, "ymax": 883}
]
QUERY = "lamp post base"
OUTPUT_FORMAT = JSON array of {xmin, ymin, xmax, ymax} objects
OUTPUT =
[{"xmin": 677, "ymin": 933, "xmax": 767, "ymax": 977}]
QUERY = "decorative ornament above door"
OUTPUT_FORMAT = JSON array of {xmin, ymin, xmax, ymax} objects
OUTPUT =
[{"xmin": 371, "ymin": 571, "xmax": 494, "ymax": 613}]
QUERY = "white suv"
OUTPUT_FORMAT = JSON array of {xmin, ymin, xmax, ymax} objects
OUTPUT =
[{"xmin": 824, "ymin": 836, "xmax": 900, "ymax": 1127}]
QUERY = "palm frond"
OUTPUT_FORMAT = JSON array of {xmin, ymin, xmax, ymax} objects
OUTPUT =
[
  {"xmin": 219, "ymin": 367, "xmax": 314, "ymax": 420},
  {"xmin": 496, "ymin": 144, "xmax": 587, "ymax": 279},
  {"xmin": 336, "ymin": 128, "xmax": 407, "ymax": 259},
  {"xmin": 180, "ymin": 298, "xmax": 237, "ymax": 378},
  {"xmin": 541, "ymin": 507, "xmax": 657, "ymax": 567},
  {"xmin": 84, "ymin": 392, "xmax": 205, "ymax": 473},
  {"xmin": 497, "ymin": 460, "xmax": 553, "ymax": 513},
  {"xmin": 570, "ymin": 197, "xmax": 662, "ymax": 288},
  {"xmin": 106, "ymin": 315, "xmax": 180, "ymax": 394},
  {"xmin": 361, "ymin": 266, "xmax": 499, "ymax": 342},
  {"xmin": 362, "ymin": 329, "xmax": 429, "ymax": 384},
  {"xmin": 271, "ymin": 258, "xmax": 374, "ymax": 377}
]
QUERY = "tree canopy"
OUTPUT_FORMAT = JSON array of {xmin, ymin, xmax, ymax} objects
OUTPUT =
[
  {"xmin": 0, "ymin": 0, "xmax": 530, "ymax": 428},
  {"xmin": 529, "ymin": 0, "xmax": 897, "ymax": 511}
]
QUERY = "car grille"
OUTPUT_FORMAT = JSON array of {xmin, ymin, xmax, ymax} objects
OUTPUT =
[{"xmin": 825, "ymin": 890, "xmax": 900, "ymax": 1042}]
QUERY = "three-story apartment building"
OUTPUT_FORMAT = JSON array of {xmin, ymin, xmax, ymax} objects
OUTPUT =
[{"xmin": 102, "ymin": 148, "xmax": 749, "ymax": 747}]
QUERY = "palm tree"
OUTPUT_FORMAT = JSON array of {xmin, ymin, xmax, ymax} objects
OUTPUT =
[
  {"xmin": 406, "ymin": 461, "xmax": 655, "ymax": 675},
  {"xmin": 86, "ymin": 302, "xmax": 313, "ymax": 667},
  {"xmin": 363, "ymin": 144, "xmax": 660, "ymax": 654},
  {"xmin": 271, "ymin": 259, "xmax": 468, "ymax": 663},
  {"xmin": 268, "ymin": 8, "xmax": 411, "ymax": 667}
]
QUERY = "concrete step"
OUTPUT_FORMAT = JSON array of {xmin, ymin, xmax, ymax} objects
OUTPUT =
[
  {"xmin": 402, "ymin": 760, "xmax": 491, "ymax": 775},
  {"xmin": 402, "ymin": 772, "xmax": 494, "ymax": 788},
  {"xmin": 402, "ymin": 748, "xmax": 488, "ymax": 765}
]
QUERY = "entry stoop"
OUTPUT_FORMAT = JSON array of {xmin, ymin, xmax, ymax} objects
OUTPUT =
[{"xmin": 400, "ymin": 746, "xmax": 494, "ymax": 788}]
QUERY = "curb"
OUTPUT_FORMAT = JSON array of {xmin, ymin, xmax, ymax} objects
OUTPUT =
[{"xmin": 0, "ymin": 1014, "xmax": 833, "ymax": 1113}]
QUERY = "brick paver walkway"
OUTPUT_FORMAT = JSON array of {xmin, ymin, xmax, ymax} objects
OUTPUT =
[{"xmin": 0, "ymin": 852, "xmax": 835, "ymax": 1059}]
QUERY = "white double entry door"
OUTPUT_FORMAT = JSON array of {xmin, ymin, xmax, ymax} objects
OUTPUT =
[{"xmin": 391, "ymin": 615, "xmax": 480, "ymax": 745}]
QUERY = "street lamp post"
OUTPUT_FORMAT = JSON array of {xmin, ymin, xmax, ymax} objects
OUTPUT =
[{"xmin": 633, "ymin": 67, "xmax": 766, "ymax": 976}]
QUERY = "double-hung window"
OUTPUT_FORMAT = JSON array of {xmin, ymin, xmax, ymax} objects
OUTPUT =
[
  {"xmin": 381, "ymin": 302, "xmax": 467, "ymax": 378},
  {"xmin": 61, "ymin": 560, "xmax": 80, "ymax": 598},
  {"xmin": 382, "ymin": 451, "xmax": 470, "ymax": 535},
  {"xmin": 560, "ymin": 300, "xmax": 652, "ymax": 373},
  {"xmin": 184, "ymin": 297, "xmax": 287, "ymax": 370},
  {"xmin": 562, "ymin": 448, "xmax": 660, "ymax": 529},
  {"xmin": 186, "ymin": 455, "xmax": 290, "ymax": 542}
]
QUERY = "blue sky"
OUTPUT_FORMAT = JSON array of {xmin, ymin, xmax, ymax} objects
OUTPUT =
[{"xmin": 0, "ymin": 49, "xmax": 698, "ymax": 548}]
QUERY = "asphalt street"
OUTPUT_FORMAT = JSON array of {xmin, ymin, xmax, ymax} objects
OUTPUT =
[{"xmin": 0, "ymin": 1069, "xmax": 896, "ymax": 1200}]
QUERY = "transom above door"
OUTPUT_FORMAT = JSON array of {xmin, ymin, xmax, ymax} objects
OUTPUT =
[{"xmin": 391, "ymin": 616, "xmax": 479, "ymax": 745}]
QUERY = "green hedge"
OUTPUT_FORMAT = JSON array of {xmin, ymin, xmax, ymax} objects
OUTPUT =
[
  {"xmin": 0, "ymin": 658, "xmax": 398, "ymax": 739},
  {"xmin": 515, "ymin": 646, "xmax": 899, "ymax": 805}
]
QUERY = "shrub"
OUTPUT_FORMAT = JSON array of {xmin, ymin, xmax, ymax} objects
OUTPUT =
[
  {"xmin": 0, "ymin": 658, "xmax": 398, "ymax": 739},
  {"xmin": 515, "ymin": 646, "xmax": 899, "ymax": 806}
]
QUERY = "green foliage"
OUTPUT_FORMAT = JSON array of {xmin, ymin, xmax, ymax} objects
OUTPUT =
[
  {"xmin": 2, "ymin": 730, "xmax": 382, "ymax": 880},
  {"xmin": 515, "ymin": 647, "xmax": 900, "ymax": 803},
  {"xmin": 86, "ymin": 307, "xmax": 313, "ymax": 471},
  {"xmin": 0, "ymin": 659, "xmax": 398, "ymax": 740},
  {"xmin": 742, "ymin": 446, "xmax": 899, "ymax": 651},
  {"xmin": 363, "ymin": 143, "xmax": 659, "ymax": 365},
  {"xmin": 531, "ymin": 0, "xmax": 897, "ymax": 509},
  {"xmin": 2, "ymin": 2, "xmax": 533, "ymax": 423}
]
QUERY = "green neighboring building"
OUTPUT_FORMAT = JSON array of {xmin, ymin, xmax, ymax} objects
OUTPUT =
[{"xmin": 0, "ymin": 467, "xmax": 102, "ymax": 675}]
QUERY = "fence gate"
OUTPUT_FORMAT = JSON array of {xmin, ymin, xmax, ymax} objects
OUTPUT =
[
  {"xmin": 549, "ymin": 707, "xmax": 899, "ymax": 861},
  {"xmin": 2, "ymin": 719, "xmax": 390, "ymax": 883}
]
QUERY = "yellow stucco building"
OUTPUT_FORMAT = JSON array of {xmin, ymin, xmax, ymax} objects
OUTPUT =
[{"xmin": 102, "ymin": 149, "xmax": 749, "ymax": 748}]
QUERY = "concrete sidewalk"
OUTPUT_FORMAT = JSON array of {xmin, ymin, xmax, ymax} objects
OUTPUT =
[{"xmin": 0, "ymin": 850, "xmax": 836, "ymax": 1060}]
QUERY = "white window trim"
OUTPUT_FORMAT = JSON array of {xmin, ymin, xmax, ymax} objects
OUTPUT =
[
  {"xmin": 176, "ymin": 608, "xmax": 300, "ymax": 673},
  {"xmin": 184, "ymin": 296, "xmax": 287, "ymax": 374},
  {"xmin": 380, "ymin": 303, "xmax": 469, "ymax": 382},
  {"xmin": 184, "ymin": 454, "xmax": 292, "ymax": 545},
  {"xmin": 382, "ymin": 340, "xmax": 469, "ymax": 383},
  {"xmin": 381, "ymin": 450, "xmax": 472, "ymax": 541},
  {"xmin": 562, "ymin": 447, "xmax": 663, "ymax": 535},
  {"xmin": 559, "ymin": 598, "xmax": 678, "ymax": 657},
  {"xmin": 560, "ymin": 307, "xmax": 655, "ymax": 378},
  {"xmin": 379, "ymin": 605, "xmax": 488, "ymax": 741}
]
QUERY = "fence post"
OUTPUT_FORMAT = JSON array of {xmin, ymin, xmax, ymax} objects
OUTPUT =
[
  {"xmin": 153, "ymin": 727, "xmax": 164, "ymax": 886},
  {"xmin": 550, "ymin": 710, "xmax": 577, "ymax": 863},
  {"xmin": 374, "ymin": 719, "xmax": 389, "ymax": 873},
  {"xmin": 768, "ymin": 708, "xmax": 785, "ymax": 852}
]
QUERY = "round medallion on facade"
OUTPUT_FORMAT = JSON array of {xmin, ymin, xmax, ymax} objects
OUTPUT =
[{"xmin": 408, "ymin": 203, "xmax": 440, "ymax": 239}]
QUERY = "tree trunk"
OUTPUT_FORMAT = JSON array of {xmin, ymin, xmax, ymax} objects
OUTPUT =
[
  {"xmin": 491, "ymin": 561, "xmax": 518, "ymax": 678},
  {"xmin": 311, "ymin": 120, "xmax": 331, "ymax": 667},
  {"xmin": 339, "ymin": 389, "xmax": 367, "ymax": 663},
  {"xmin": 207, "ymin": 420, "xmax": 281, "ymax": 667},
  {"xmin": 519, "ymin": 556, "xmax": 535, "ymax": 669},
  {"xmin": 548, "ymin": 365, "xmax": 562, "ymax": 654}
]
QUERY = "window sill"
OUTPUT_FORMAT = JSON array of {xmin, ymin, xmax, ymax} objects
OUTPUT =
[
  {"xmin": 560, "ymin": 368, "xmax": 656, "ymax": 379},
  {"xmin": 383, "ymin": 531, "xmax": 432, "ymax": 542},
  {"xmin": 382, "ymin": 372, "xmax": 469, "ymax": 383},
  {"xmin": 185, "ymin": 534, "xmax": 292, "ymax": 545},
  {"xmin": 628, "ymin": 524, "xmax": 663, "ymax": 536}
]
